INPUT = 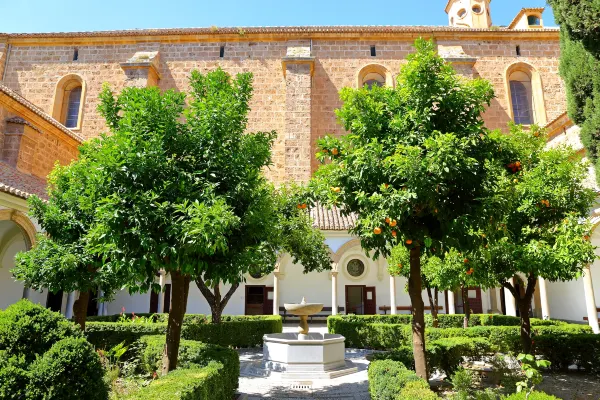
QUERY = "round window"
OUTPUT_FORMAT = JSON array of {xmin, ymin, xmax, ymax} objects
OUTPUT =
[
  {"xmin": 472, "ymin": 5, "xmax": 482, "ymax": 14},
  {"xmin": 250, "ymin": 271, "xmax": 264, "ymax": 279},
  {"xmin": 457, "ymin": 8, "xmax": 467, "ymax": 18},
  {"xmin": 347, "ymin": 259, "xmax": 366, "ymax": 277}
]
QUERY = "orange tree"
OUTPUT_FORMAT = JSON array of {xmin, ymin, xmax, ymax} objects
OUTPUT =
[
  {"xmin": 480, "ymin": 125, "xmax": 596, "ymax": 354},
  {"xmin": 88, "ymin": 68, "xmax": 331, "ymax": 375},
  {"xmin": 309, "ymin": 38, "xmax": 497, "ymax": 379}
]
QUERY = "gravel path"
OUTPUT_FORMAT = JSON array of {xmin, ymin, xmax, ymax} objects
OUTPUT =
[{"xmin": 537, "ymin": 372, "xmax": 600, "ymax": 400}]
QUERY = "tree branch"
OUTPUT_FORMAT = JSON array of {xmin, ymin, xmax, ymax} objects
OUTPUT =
[
  {"xmin": 525, "ymin": 273, "xmax": 537, "ymax": 300},
  {"xmin": 220, "ymin": 282, "xmax": 240, "ymax": 309},
  {"xmin": 195, "ymin": 276, "xmax": 215, "ymax": 304},
  {"xmin": 501, "ymin": 280, "xmax": 519, "ymax": 300}
]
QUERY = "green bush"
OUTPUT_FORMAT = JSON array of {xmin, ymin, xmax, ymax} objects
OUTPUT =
[
  {"xmin": 0, "ymin": 352, "xmax": 29, "ymax": 400},
  {"xmin": 122, "ymin": 362, "xmax": 229, "ymax": 400},
  {"xmin": 368, "ymin": 359, "xmax": 432, "ymax": 400},
  {"xmin": 86, "ymin": 315, "xmax": 282, "ymax": 350},
  {"xmin": 534, "ymin": 333, "xmax": 600, "ymax": 373},
  {"xmin": 0, "ymin": 300, "xmax": 82, "ymax": 363},
  {"xmin": 27, "ymin": 337, "xmax": 108, "ymax": 400},
  {"xmin": 137, "ymin": 335, "xmax": 239, "ymax": 396},
  {"xmin": 504, "ymin": 391, "xmax": 560, "ymax": 400},
  {"xmin": 397, "ymin": 380, "xmax": 438, "ymax": 400}
]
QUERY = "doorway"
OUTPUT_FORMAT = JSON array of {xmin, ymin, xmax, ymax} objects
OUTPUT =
[
  {"xmin": 456, "ymin": 287, "xmax": 483, "ymax": 314},
  {"xmin": 345, "ymin": 285, "xmax": 376, "ymax": 315},
  {"xmin": 46, "ymin": 290, "xmax": 64, "ymax": 313},
  {"xmin": 245, "ymin": 285, "xmax": 273, "ymax": 315},
  {"xmin": 149, "ymin": 284, "xmax": 172, "ymax": 313}
]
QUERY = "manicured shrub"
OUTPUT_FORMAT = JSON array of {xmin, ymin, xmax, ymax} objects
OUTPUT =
[
  {"xmin": 397, "ymin": 380, "xmax": 438, "ymax": 400},
  {"xmin": 0, "ymin": 300, "xmax": 82, "ymax": 363},
  {"xmin": 122, "ymin": 362, "xmax": 229, "ymax": 400},
  {"xmin": 534, "ymin": 333, "xmax": 600, "ymax": 373},
  {"xmin": 504, "ymin": 391, "xmax": 560, "ymax": 400},
  {"xmin": 85, "ymin": 315, "xmax": 282, "ymax": 350},
  {"xmin": 368, "ymin": 359, "xmax": 431, "ymax": 400},
  {"xmin": 0, "ymin": 351, "xmax": 29, "ymax": 400},
  {"xmin": 137, "ymin": 335, "xmax": 239, "ymax": 396},
  {"xmin": 27, "ymin": 337, "xmax": 108, "ymax": 400}
]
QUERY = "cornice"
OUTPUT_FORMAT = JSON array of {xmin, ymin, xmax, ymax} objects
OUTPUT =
[{"xmin": 2, "ymin": 26, "xmax": 560, "ymax": 46}]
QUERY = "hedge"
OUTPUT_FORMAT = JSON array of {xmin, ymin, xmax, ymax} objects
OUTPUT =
[
  {"xmin": 85, "ymin": 315, "xmax": 282, "ymax": 349},
  {"xmin": 368, "ymin": 359, "xmax": 436, "ymax": 400},
  {"xmin": 504, "ymin": 392, "xmax": 560, "ymax": 400},
  {"xmin": 328, "ymin": 318, "xmax": 591, "ymax": 351},
  {"xmin": 533, "ymin": 333, "xmax": 600, "ymax": 374},
  {"xmin": 122, "ymin": 362, "xmax": 229, "ymax": 400},
  {"xmin": 371, "ymin": 337, "xmax": 496, "ymax": 377},
  {"xmin": 137, "ymin": 335, "xmax": 239, "ymax": 396},
  {"xmin": 327, "ymin": 314, "xmax": 565, "ymax": 332}
]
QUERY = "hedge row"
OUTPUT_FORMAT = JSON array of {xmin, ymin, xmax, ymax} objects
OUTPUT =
[
  {"xmin": 368, "ymin": 359, "xmax": 437, "ymax": 400},
  {"xmin": 329, "ymin": 319, "xmax": 591, "ymax": 351},
  {"xmin": 85, "ymin": 315, "xmax": 282, "ymax": 349},
  {"xmin": 87, "ymin": 313, "xmax": 273, "ymax": 324},
  {"xmin": 533, "ymin": 333, "xmax": 600, "ymax": 374},
  {"xmin": 328, "ymin": 314, "xmax": 565, "ymax": 331},
  {"xmin": 371, "ymin": 337, "xmax": 496, "ymax": 378}
]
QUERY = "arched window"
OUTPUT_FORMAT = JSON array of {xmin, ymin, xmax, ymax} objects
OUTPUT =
[
  {"xmin": 505, "ymin": 63, "xmax": 546, "ymax": 126},
  {"xmin": 509, "ymin": 71, "xmax": 534, "ymax": 125},
  {"xmin": 357, "ymin": 64, "xmax": 392, "ymax": 89},
  {"xmin": 52, "ymin": 74, "xmax": 85, "ymax": 130}
]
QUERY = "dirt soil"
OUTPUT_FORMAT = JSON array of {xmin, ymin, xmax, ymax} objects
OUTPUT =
[{"xmin": 536, "ymin": 372, "xmax": 600, "ymax": 400}]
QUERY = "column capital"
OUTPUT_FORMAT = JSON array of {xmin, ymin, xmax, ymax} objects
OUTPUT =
[{"xmin": 330, "ymin": 271, "xmax": 338, "ymax": 277}]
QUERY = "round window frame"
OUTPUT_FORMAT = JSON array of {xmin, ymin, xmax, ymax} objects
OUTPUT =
[
  {"xmin": 457, "ymin": 8, "xmax": 467, "ymax": 19},
  {"xmin": 339, "ymin": 251, "xmax": 370, "ymax": 281},
  {"xmin": 247, "ymin": 271, "xmax": 268, "ymax": 282},
  {"xmin": 472, "ymin": 5, "xmax": 483, "ymax": 15}
]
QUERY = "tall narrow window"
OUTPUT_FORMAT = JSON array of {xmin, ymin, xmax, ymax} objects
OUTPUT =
[
  {"xmin": 370, "ymin": 46, "xmax": 376, "ymax": 57},
  {"xmin": 219, "ymin": 45, "xmax": 225, "ymax": 58},
  {"xmin": 64, "ymin": 87, "xmax": 82, "ymax": 128},
  {"xmin": 509, "ymin": 71, "xmax": 534, "ymax": 125}
]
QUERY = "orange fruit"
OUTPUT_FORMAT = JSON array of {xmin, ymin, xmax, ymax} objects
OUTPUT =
[
  {"xmin": 406, "ymin": 239, "xmax": 413, "ymax": 245},
  {"xmin": 391, "ymin": 230, "xmax": 397, "ymax": 237},
  {"xmin": 397, "ymin": 263, "xmax": 403, "ymax": 269},
  {"xmin": 464, "ymin": 258, "xmax": 469, "ymax": 264},
  {"xmin": 331, "ymin": 187, "xmax": 341, "ymax": 193},
  {"xmin": 466, "ymin": 268, "xmax": 474, "ymax": 275},
  {"xmin": 384, "ymin": 183, "xmax": 389, "ymax": 189},
  {"xmin": 374, "ymin": 227, "xmax": 382, "ymax": 235},
  {"xmin": 434, "ymin": 209, "xmax": 438, "ymax": 214},
  {"xmin": 390, "ymin": 220, "xmax": 397, "ymax": 227},
  {"xmin": 297, "ymin": 204, "xmax": 303, "ymax": 209},
  {"xmin": 385, "ymin": 217, "xmax": 391, "ymax": 224},
  {"xmin": 332, "ymin": 148, "xmax": 339, "ymax": 155},
  {"xmin": 584, "ymin": 235, "xmax": 590, "ymax": 241}
]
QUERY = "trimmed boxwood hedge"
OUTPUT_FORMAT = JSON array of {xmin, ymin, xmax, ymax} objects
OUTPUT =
[
  {"xmin": 368, "ymin": 359, "xmax": 436, "ymax": 400},
  {"xmin": 533, "ymin": 333, "xmax": 600, "ymax": 374},
  {"xmin": 328, "ymin": 318, "xmax": 591, "ymax": 352},
  {"xmin": 85, "ymin": 315, "xmax": 282, "ymax": 350}
]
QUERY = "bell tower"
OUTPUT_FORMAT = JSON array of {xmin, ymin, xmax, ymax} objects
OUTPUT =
[{"xmin": 445, "ymin": 0, "xmax": 492, "ymax": 29}]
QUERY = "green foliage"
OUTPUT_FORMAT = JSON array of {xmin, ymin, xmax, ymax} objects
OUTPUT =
[
  {"xmin": 0, "ymin": 300, "xmax": 82, "ymax": 363},
  {"xmin": 503, "ymin": 392, "xmax": 560, "ymax": 400},
  {"xmin": 368, "ymin": 360, "xmax": 435, "ymax": 400},
  {"xmin": 121, "ymin": 362, "xmax": 230, "ymax": 400},
  {"xmin": 397, "ymin": 380, "xmax": 438, "ymax": 400},
  {"xmin": 450, "ymin": 368, "xmax": 477, "ymax": 400},
  {"xmin": 533, "ymin": 333, "xmax": 600, "ymax": 373},
  {"xmin": 549, "ymin": 1, "xmax": 600, "ymax": 185},
  {"xmin": 27, "ymin": 337, "xmax": 108, "ymax": 400},
  {"xmin": 515, "ymin": 353, "xmax": 550, "ymax": 397},
  {"xmin": 85, "ymin": 315, "xmax": 282, "ymax": 350},
  {"xmin": 0, "ymin": 352, "xmax": 29, "ymax": 400}
]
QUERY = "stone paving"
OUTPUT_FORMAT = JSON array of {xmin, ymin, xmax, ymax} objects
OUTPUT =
[{"xmin": 238, "ymin": 326, "xmax": 371, "ymax": 400}]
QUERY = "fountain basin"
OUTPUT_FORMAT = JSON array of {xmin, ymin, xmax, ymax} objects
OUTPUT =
[{"xmin": 263, "ymin": 332, "xmax": 358, "ymax": 379}]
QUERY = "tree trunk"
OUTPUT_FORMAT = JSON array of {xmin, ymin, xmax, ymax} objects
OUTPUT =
[
  {"xmin": 195, "ymin": 276, "xmax": 240, "ymax": 324},
  {"xmin": 502, "ymin": 275, "xmax": 537, "ymax": 354},
  {"xmin": 408, "ymin": 245, "xmax": 428, "ymax": 380},
  {"xmin": 72, "ymin": 291, "xmax": 90, "ymax": 330},
  {"xmin": 461, "ymin": 285, "xmax": 471, "ymax": 329},
  {"xmin": 426, "ymin": 286, "xmax": 439, "ymax": 328},
  {"xmin": 162, "ymin": 270, "xmax": 189, "ymax": 375}
]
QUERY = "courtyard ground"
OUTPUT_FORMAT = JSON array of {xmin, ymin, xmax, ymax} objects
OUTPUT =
[{"xmin": 237, "ymin": 324, "xmax": 600, "ymax": 400}]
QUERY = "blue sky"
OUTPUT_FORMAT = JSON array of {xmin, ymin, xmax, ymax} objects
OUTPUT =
[{"xmin": 0, "ymin": 0, "xmax": 554, "ymax": 33}]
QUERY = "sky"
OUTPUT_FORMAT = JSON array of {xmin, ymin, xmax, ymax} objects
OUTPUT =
[{"xmin": 0, "ymin": 0, "xmax": 555, "ymax": 33}]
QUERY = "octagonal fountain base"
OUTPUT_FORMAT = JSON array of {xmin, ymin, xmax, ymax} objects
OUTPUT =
[{"xmin": 263, "ymin": 332, "xmax": 358, "ymax": 379}]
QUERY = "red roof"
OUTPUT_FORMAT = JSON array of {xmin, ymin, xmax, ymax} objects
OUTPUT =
[{"xmin": 0, "ymin": 161, "xmax": 48, "ymax": 200}]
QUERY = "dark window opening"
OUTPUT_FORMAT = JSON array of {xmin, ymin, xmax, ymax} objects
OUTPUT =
[
  {"xmin": 527, "ymin": 15, "xmax": 541, "ymax": 26},
  {"xmin": 219, "ymin": 46, "xmax": 225, "ymax": 58},
  {"xmin": 65, "ymin": 86, "xmax": 82, "ymax": 128},
  {"xmin": 516, "ymin": 45, "xmax": 521, "ymax": 56},
  {"xmin": 73, "ymin": 48, "xmax": 79, "ymax": 61},
  {"xmin": 370, "ymin": 46, "xmax": 376, "ymax": 57}
]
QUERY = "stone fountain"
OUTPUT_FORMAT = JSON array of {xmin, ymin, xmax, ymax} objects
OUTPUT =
[{"xmin": 262, "ymin": 297, "xmax": 358, "ymax": 379}]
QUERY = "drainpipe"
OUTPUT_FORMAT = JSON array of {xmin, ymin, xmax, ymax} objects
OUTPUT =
[{"xmin": 2, "ymin": 43, "xmax": 12, "ymax": 82}]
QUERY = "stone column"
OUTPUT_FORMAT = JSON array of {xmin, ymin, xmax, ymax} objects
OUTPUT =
[
  {"xmin": 538, "ymin": 277, "xmax": 551, "ymax": 320},
  {"xmin": 495, "ymin": 288, "xmax": 502, "ymax": 313},
  {"xmin": 389, "ymin": 275, "xmax": 397, "ymax": 315},
  {"xmin": 331, "ymin": 271, "xmax": 338, "ymax": 315},
  {"xmin": 97, "ymin": 290, "xmax": 104, "ymax": 316},
  {"xmin": 65, "ymin": 292, "xmax": 75, "ymax": 319},
  {"xmin": 582, "ymin": 266, "xmax": 599, "ymax": 334},
  {"xmin": 157, "ymin": 270, "xmax": 166, "ymax": 313},
  {"xmin": 447, "ymin": 290, "xmax": 456, "ymax": 314},
  {"xmin": 273, "ymin": 272, "xmax": 280, "ymax": 316},
  {"xmin": 504, "ymin": 278, "xmax": 517, "ymax": 317},
  {"xmin": 283, "ymin": 42, "xmax": 314, "ymax": 183}
]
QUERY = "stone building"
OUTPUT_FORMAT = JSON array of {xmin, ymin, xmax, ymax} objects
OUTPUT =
[{"xmin": 0, "ymin": 0, "xmax": 598, "ymax": 331}]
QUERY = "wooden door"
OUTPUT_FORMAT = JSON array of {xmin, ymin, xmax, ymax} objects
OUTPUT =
[
  {"xmin": 245, "ymin": 285, "xmax": 265, "ymax": 315},
  {"xmin": 345, "ymin": 285, "xmax": 364, "ymax": 315},
  {"xmin": 466, "ymin": 287, "xmax": 483, "ymax": 314},
  {"xmin": 364, "ymin": 286, "xmax": 377, "ymax": 315},
  {"xmin": 263, "ymin": 287, "xmax": 274, "ymax": 315}
]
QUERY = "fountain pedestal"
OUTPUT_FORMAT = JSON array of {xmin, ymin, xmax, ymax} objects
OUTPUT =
[{"xmin": 262, "ymin": 298, "xmax": 358, "ymax": 379}]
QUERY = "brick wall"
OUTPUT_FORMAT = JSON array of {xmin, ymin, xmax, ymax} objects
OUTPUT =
[{"xmin": 0, "ymin": 33, "xmax": 565, "ymax": 183}]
